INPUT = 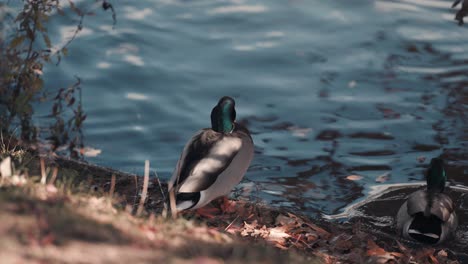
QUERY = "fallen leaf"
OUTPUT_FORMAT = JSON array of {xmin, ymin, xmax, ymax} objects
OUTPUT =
[
  {"xmin": 346, "ymin": 175, "xmax": 363, "ymax": 181},
  {"xmin": 429, "ymin": 254, "xmax": 439, "ymax": 264},
  {"xmin": 266, "ymin": 226, "xmax": 290, "ymax": 245},
  {"xmin": 366, "ymin": 239, "xmax": 386, "ymax": 256},
  {"xmin": 437, "ymin": 249, "xmax": 447, "ymax": 258},
  {"xmin": 0, "ymin": 156, "xmax": 12, "ymax": 177},
  {"xmin": 79, "ymin": 147, "xmax": 102, "ymax": 157},
  {"xmin": 304, "ymin": 222, "xmax": 331, "ymax": 239},
  {"xmin": 275, "ymin": 214, "xmax": 297, "ymax": 226},
  {"xmin": 375, "ymin": 172, "xmax": 390, "ymax": 183}
]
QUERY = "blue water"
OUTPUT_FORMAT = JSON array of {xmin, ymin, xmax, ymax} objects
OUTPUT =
[{"xmin": 40, "ymin": 0, "xmax": 468, "ymax": 216}]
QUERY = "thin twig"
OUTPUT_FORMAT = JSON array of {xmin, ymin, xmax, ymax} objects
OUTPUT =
[
  {"xmin": 154, "ymin": 169, "xmax": 167, "ymax": 210},
  {"xmin": 109, "ymin": 174, "xmax": 116, "ymax": 198},
  {"xmin": 225, "ymin": 215, "xmax": 240, "ymax": 231},
  {"xmin": 136, "ymin": 160, "xmax": 150, "ymax": 216}
]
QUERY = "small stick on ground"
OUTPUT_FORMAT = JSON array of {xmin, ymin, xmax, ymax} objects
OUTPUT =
[
  {"xmin": 225, "ymin": 215, "xmax": 240, "ymax": 231},
  {"xmin": 40, "ymin": 158, "xmax": 47, "ymax": 185},
  {"xmin": 109, "ymin": 174, "xmax": 116, "ymax": 198},
  {"xmin": 136, "ymin": 160, "xmax": 150, "ymax": 216}
]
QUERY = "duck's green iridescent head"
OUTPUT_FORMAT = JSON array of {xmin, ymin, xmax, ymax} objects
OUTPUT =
[
  {"xmin": 426, "ymin": 158, "xmax": 446, "ymax": 193},
  {"xmin": 211, "ymin": 96, "xmax": 236, "ymax": 133}
]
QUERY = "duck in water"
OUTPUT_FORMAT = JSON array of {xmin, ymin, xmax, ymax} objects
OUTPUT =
[{"xmin": 396, "ymin": 158, "xmax": 458, "ymax": 244}]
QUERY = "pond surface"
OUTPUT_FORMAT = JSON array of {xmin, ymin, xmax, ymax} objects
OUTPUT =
[{"xmin": 41, "ymin": 0, "xmax": 467, "ymax": 228}]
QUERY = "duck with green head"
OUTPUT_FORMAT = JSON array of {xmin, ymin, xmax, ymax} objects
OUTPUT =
[
  {"xmin": 168, "ymin": 96, "xmax": 254, "ymax": 211},
  {"xmin": 396, "ymin": 158, "xmax": 458, "ymax": 244}
]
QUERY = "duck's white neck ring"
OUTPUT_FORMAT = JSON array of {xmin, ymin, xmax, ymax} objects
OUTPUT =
[{"xmin": 229, "ymin": 123, "xmax": 235, "ymax": 133}]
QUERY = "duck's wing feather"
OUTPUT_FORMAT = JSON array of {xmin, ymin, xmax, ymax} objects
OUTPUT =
[
  {"xmin": 406, "ymin": 190, "xmax": 428, "ymax": 216},
  {"xmin": 406, "ymin": 190, "xmax": 455, "ymax": 222},
  {"xmin": 431, "ymin": 193, "xmax": 455, "ymax": 222},
  {"xmin": 170, "ymin": 129, "xmax": 243, "ymax": 193}
]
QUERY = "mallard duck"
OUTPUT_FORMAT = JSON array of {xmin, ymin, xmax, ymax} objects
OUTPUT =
[
  {"xmin": 396, "ymin": 158, "xmax": 458, "ymax": 244},
  {"xmin": 168, "ymin": 96, "xmax": 254, "ymax": 212}
]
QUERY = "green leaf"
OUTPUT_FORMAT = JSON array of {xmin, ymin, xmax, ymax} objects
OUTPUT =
[{"xmin": 9, "ymin": 35, "xmax": 26, "ymax": 49}]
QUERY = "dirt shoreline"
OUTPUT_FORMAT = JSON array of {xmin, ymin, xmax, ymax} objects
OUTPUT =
[{"xmin": 0, "ymin": 152, "xmax": 463, "ymax": 263}]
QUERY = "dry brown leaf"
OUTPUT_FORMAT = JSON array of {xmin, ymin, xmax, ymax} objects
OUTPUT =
[
  {"xmin": 437, "ymin": 249, "xmax": 447, "ymax": 258},
  {"xmin": 266, "ymin": 226, "xmax": 290, "ymax": 245},
  {"xmin": 79, "ymin": 146, "xmax": 102, "ymax": 157},
  {"xmin": 275, "ymin": 214, "xmax": 297, "ymax": 226},
  {"xmin": 304, "ymin": 222, "xmax": 331, "ymax": 239},
  {"xmin": 366, "ymin": 239, "xmax": 387, "ymax": 256},
  {"xmin": 375, "ymin": 172, "xmax": 390, "ymax": 183},
  {"xmin": 346, "ymin": 175, "xmax": 363, "ymax": 181},
  {"xmin": 429, "ymin": 254, "xmax": 439, "ymax": 264}
]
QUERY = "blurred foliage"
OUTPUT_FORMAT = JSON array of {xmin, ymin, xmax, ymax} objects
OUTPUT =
[{"xmin": 0, "ymin": 0, "xmax": 115, "ymax": 158}]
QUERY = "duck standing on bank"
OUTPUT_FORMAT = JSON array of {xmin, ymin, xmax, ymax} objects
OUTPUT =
[
  {"xmin": 168, "ymin": 96, "xmax": 254, "ymax": 212},
  {"xmin": 396, "ymin": 158, "xmax": 458, "ymax": 244}
]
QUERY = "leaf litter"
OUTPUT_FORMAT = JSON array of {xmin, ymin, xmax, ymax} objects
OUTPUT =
[{"xmin": 182, "ymin": 198, "xmax": 462, "ymax": 263}]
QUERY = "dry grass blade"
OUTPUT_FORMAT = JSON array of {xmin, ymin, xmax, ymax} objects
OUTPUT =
[
  {"xmin": 40, "ymin": 158, "xmax": 47, "ymax": 184},
  {"xmin": 109, "ymin": 174, "xmax": 116, "ymax": 198},
  {"xmin": 136, "ymin": 160, "xmax": 150, "ymax": 216},
  {"xmin": 225, "ymin": 215, "xmax": 240, "ymax": 231},
  {"xmin": 154, "ymin": 170, "xmax": 166, "ymax": 207},
  {"xmin": 169, "ymin": 189, "xmax": 177, "ymax": 219}
]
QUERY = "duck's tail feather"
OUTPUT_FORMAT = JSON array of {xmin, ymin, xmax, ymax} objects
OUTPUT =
[
  {"xmin": 175, "ymin": 192, "xmax": 201, "ymax": 211},
  {"xmin": 408, "ymin": 212, "xmax": 442, "ymax": 244}
]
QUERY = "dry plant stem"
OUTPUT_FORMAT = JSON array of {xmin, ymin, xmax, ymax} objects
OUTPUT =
[
  {"xmin": 132, "ymin": 174, "xmax": 138, "ymax": 207},
  {"xmin": 40, "ymin": 158, "xmax": 46, "ymax": 184},
  {"xmin": 109, "ymin": 174, "xmax": 116, "ymax": 198},
  {"xmin": 169, "ymin": 189, "xmax": 177, "ymax": 219},
  {"xmin": 154, "ymin": 170, "xmax": 167, "ymax": 210},
  {"xmin": 225, "ymin": 215, "xmax": 240, "ymax": 231},
  {"xmin": 136, "ymin": 160, "xmax": 150, "ymax": 216},
  {"xmin": 49, "ymin": 167, "xmax": 58, "ymax": 184}
]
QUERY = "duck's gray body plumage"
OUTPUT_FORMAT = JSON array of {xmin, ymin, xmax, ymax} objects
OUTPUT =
[
  {"xmin": 168, "ymin": 123, "xmax": 254, "ymax": 211},
  {"xmin": 396, "ymin": 190, "xmax": 457, "ymax": 244}
]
